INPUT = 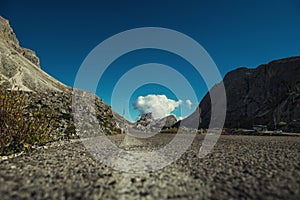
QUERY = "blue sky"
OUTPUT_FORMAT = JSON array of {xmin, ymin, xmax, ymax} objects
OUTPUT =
[{"xmin": 1, "ymin": 0, "xmax": 300, "ymax": 120}]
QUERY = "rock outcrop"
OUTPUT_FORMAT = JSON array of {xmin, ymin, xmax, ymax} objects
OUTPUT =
[
  {"xmin": 135, "ymin": 113, "xmax": 153, "ymax": 128},
  {"xmin": 177, "ymin": 56, "xmax": 300, "ymax": 132},
  {"xmin": 0, "ymin": 17, "xmax": 40, "ymax": 67},
  {"xmin": 0, "ymin": 16, "xmax": 67, "ymax": 92},
  {"xmin": 134, "ymin": 113, "xmax": 177, "ymax": 132}
]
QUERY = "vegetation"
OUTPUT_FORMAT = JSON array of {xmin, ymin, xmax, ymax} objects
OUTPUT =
[
  {"xmin": 0, "ymin": 86, "xmax": 56, "ymax": 156},
  {"xmin": 160, "ymin": 128, "xmax": 178, "ymax": 134}
]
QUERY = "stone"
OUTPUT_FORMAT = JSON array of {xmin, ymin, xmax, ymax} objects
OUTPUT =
[
  {"xmin": 0, "ymin": 16, "xmax": 122, "ymax": 139},
  {"xmin": 134, "ymin": 113, "xmax": 177, "ymax": 131},
  {"xmin": 177, "ymin": 56, "xmax": 300, "ymax": 132}
]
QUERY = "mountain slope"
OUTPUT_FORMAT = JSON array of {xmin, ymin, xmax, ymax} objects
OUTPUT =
[
  {"xmin": 178, "ymin": 56, "xmax": 300, "ymax": 132},
  {"xmin": 133, "ymin": 113, "xmax": 177, "ymax": 132},
  {"xmin": 0, "ymin": 16, "xmax": 68, "ymax": 93},
  {"xmin": 0, "ymin": 16, "xmax": 122, "ymax": 137}
]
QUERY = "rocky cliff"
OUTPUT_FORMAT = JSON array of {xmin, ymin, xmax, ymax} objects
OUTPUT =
[
  {"xmin": 177, "ymin": 56, "xmax": 300, "ymax": 132},
  {"xmin": 134, "ymin": 113, "xmax": 177, "ymax": 132},
  {"xmin": 0, "ymin": 16, "xmax": 121, "ymax": 137},
  {"xmin": 0, "ymin": 16, "xmax": 68, "ymax": 92}
]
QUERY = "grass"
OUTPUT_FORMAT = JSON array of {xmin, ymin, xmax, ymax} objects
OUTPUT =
[{"xmin": 0, "ymin": 86, "xmax": 57, "ymax": 156}]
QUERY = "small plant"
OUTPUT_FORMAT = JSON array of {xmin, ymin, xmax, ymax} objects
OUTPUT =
[{"xmin": 0, "ymin": 86, "xmax": 56, "ymax": 155}]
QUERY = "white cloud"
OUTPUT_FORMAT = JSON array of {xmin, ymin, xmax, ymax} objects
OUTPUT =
[
  {"xmin": 186, "ymin": 99, "xmax": 192, "ymax": 109},
  {"xmin": 178, "ymin": 116, "xmax": 187, "ymax": 121},
  {"xmin": 133, "ymin": 94, "xmax": 181, "ymax": 119}
]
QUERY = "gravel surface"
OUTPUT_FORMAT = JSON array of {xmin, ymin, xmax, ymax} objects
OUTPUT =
[{"xmin": 0, "ymin": 134, "xmax": 299, "ymax": 199}]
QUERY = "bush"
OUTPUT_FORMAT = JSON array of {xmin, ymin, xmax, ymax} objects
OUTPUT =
[{"xmin": 0, "ymin": 86, "xmax": 56, "ymax": 155}]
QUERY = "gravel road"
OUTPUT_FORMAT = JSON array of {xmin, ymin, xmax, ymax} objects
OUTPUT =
[{"xmin": 0, "ymin": 134, "xmax": 299, "ymax": 199}]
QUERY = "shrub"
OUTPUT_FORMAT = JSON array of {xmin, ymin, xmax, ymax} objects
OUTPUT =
[{"xmin": 0, "ymin": 86, "xmax": 56, "ymax": 155}]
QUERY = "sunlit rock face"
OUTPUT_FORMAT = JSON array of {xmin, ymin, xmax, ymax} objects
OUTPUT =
[
  {"xmin": 0, "ymin": 16, "xmax": 122, "ymax": 137},
  {"xmin": 0, "ymin": 16, "xmax": 67, "ymax": 92}
]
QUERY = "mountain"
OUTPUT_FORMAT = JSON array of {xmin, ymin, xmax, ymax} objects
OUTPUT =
[
  {"xmin": 2, "ymin": 15, "xmax": 299, "ymax": 134},
  {"xmin": 0, "ymin": 16, "xmax": 68, "ymax": 93},
  {"xmin": 176, "ymin": 56, "xmax": 300, "ymax": 132},
  {"xmin": 134, "ymin": 113, "xmax": 177, "ymax": 132},
  {"xmin": 0, "ymin": 16, "xmax": 121, "ymax": 137}
]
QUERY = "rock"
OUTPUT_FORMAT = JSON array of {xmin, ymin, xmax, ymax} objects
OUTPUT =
[
  {"xmin": 161, "ymin": 115, "xmax": 177, "ymax": 129},
  {"xmin": 178, "ymin": 56, "xmax": 300, "ymax": 132},
  {"xmin": 0, "ymin": 16, "xmax": 67, "ymax": 92},
  {"xmin": 136, "ymin": 113, "xmax": 153, "ymax": 127},
  {"xmin": 0, "ymin": 17, "xmax": 40, "ymax": 67},
  {"xmin": 0, "ymin": 16, "xmax": 122, "ymax": 139},
  {"xmin": 134, "ymin": 113, "xmax": 177, "ymax": 131}
]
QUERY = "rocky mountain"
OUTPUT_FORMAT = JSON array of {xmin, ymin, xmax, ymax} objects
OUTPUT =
[
  {"xmin": 0, "ymin": 16, "xmax": 121, "ymax": 137},
  {"xmin": 134, "ymin": 113, "xmax": 177, "ymax": 132},
  {"xmin": 176, "ymin": 56, "xmax": 300, "ymax": 132},
  {"xmin": 2, "ymin": 15, "xmax": 299, "ymax": 135},
  {"xmin": 0, "ymin": 16, "xmax": 68, "ymax": 93}
]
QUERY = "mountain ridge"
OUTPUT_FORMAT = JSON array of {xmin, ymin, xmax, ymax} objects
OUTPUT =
[
  {"xmin": 0, "ymin": 16, "xmax": 69, "ymax": 92},
  {"xmin": 176, "ymin": 55, "xmax": 300, "ymax": 132},
  {"xmin": 0, "ymin": 16, "xmax": 122, "ymax": 137},
  {"xmin": 1, "ymin": 15, "xmax": 299, "ymax": 134}
]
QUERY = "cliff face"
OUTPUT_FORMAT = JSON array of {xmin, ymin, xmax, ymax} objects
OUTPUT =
[
  {"xmin": 134, "ymin": 113, "xmax": 177, "ymax": 132},
  {"xmin": 0, "ymin": 17, "xmax": 40, "ymax": 67},
  {"xmin": 179, "ymin": 56, "xmax": 300, "ymax": 132},
  {"xmin": 0, "ymin": 16, "xmax": 67, "ymax": 92}
]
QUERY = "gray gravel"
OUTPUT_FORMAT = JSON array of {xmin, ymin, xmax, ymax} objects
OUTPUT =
[{"xmin": 0, "ymin": 135, "xmax": 299, "ymax": 199}]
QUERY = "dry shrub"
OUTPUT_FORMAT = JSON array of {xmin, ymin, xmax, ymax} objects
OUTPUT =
[{"xmin": 0, "ymin": 86, "xmax": 56, "ymax": 155}]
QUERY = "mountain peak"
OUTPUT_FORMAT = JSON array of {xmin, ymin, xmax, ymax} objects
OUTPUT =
[
  {"xmin": 0, "ymin": 16, "xmax": 40, "ymax": 68},
  {"xmin": 0, "ymin": 16, "xmax": 67, "ymax": 92},
  {"xmin": 0, "ymin": 16, "xmax": 19, "ymax": 47},
  {"xmin": 180, "ymin": 56, "xmax": 300, "ymax": 132}
]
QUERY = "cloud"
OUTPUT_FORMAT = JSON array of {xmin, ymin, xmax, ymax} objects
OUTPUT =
[
  {"xmin": 133, "ymin": 94, "xmax": 181, "ymax": 119},
  {"xmin": 178, "ymin": 116, "xmax": 187, "ymax": 121},
  {"xmin": 186, "ymin": 99, "xmax": 192, "ymax": 109}
]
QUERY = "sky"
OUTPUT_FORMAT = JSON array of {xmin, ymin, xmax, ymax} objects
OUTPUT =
[{"xmin": 1, "ymin": 0, "xmax": 300, "ymax": 121}]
